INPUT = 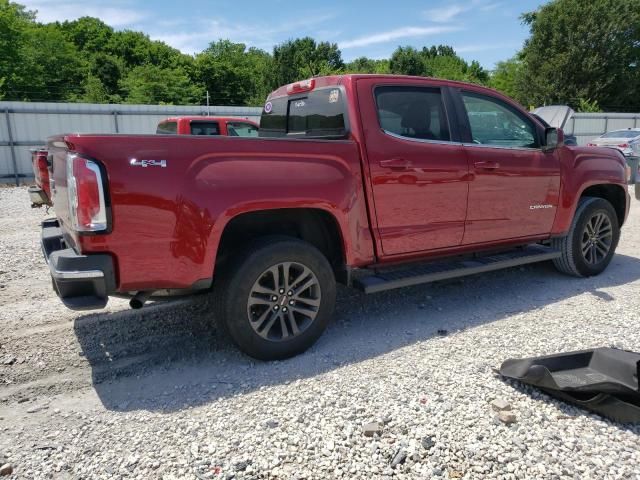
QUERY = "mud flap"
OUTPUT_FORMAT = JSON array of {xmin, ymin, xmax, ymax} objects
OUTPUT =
[{"xmin": 500, "ymin": 348, "xmax": 640, "ymax": 423}]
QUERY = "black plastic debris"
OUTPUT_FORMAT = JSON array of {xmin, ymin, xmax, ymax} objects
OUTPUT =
[{"xmin": 500, "ymin": 347, "xmax": 640, "ymax": 423}]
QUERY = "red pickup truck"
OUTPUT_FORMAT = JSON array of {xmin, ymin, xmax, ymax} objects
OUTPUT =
[{"xmin": 41, "ymin": 75, "xmax": 630, "ymax": 359}]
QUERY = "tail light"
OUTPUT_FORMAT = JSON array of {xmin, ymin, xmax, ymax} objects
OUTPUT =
[
  {"xmin": 618, "ymin": 143, "xmax": 630, "ymax": 148},
  {"xmin": 287, "ymin": 78, "xmax": 315, "ymax": 95},
  {"xmin": 66, "ymin": 153, "xmax": 108, "ymax": 232},
  {"xmin": 32, "ymin": 151, "xmax": 48, "ymax": 185}
]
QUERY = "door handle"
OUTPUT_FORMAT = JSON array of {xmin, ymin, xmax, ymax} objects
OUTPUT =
[
  {"xmin": 379, "ymin": 158, "xmax": 412, "ymax": 170},
  {"xmin": 474, "ymin": 161, "xmax": 500, "ymax": 170}
]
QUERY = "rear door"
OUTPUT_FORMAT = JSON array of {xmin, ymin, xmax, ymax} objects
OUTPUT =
[
  {"xmin": 356, "ymin": 78, "xmax": 470, "ymax": 256},
  {"xmin": 455, "ymin": 89, "xmax": 561, "ymax": 244}
]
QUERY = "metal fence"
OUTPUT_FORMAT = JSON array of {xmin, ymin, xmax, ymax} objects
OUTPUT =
[
  {"xmin": 2, "ymin": 101, "xmax": 639, "ymax": 185},
  {"xmin": 0, "ymin": 101, "xmax": 262, "ymax": 184},
  {"xmin": 565, "ymin": 112, "xmax": 640, "ymax": 146}
]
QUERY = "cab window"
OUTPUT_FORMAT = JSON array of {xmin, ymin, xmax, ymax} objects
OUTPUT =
[
  {"xmin": 374, "ymin": 86, "xmax": 451, "ymax": 142},
  {"xmin": 190, "ymin": 121, "xmax": 220, "ymax": 136},
  {"xmin": 461, "ymin": 92, "xmax": 538, "ymax": 148},
  {"xmin": 227, "ymin": 122, "xmax": 259, "ymax": 137}
]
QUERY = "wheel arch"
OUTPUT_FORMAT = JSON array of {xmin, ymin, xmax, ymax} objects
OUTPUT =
[
  {"xmin": 579, "ymin": 183, "xmax": 627, "ymax": 227},
  {"xmin": 213, "ymin": 207, "xmax": 348, "ymax": 282}
]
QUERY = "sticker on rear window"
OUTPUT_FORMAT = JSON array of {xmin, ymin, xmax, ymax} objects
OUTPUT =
[
  {"xmin": 264, "ymin": 101, "xmax": 273, "ymax": 114},
  {"xmin": 329, "ymin": 89, "xmax": 340, "ymax": 103}
]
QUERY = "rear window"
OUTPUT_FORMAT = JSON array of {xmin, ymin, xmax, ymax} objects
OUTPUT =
[
  {"xmin": 156, "ymin": 121, "xmax": 177, "ymax": 134},
  {"xmin": 260, "ymin": 87, "xmax": 348, "ymax": 138},
  {"xmin": 190, "ymin": 121, "xmax": 220, "ymax": 136}
]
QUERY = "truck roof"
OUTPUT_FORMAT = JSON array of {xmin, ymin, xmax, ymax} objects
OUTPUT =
[{"xmin": 267, "ymin": 74, "xmax": 513, "ymax": 102}]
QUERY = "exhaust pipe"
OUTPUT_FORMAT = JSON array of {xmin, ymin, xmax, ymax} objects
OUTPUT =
[{"xmin": 130, "ymin": 291, "xmax": 153, "ymax": 309}]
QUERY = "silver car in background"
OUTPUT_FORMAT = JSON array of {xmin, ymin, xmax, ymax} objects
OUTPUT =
[{"xmin": 588, "ymin": 128, "xmax": 640, "ymax": 183}]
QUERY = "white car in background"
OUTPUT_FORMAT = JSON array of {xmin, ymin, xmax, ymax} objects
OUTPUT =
[
  {"xmin": 588, "ymin": 128, "xmax": 640, "ymax": 158},
  {"xmin": 588, "ymin": 128, "xmax": 640, "ymax": 185}
]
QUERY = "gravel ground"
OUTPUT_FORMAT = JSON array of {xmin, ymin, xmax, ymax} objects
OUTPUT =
[{"xmin": 1, "ymin": 185, "xmax": 639, "ymax": 480}]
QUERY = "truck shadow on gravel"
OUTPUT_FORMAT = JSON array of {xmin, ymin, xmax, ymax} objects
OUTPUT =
[{"xmin": 73, "ymin": 254, "xmax": 640, "ymax": 414}]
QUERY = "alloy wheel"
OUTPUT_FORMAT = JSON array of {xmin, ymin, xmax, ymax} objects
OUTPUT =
[
  {"xmin": 581, "ymin": 212, "xmax": 613, "ymax": 265},
  {"xmin": 247, "ymin": 262, "xmax": 321, "ymax": 342}
]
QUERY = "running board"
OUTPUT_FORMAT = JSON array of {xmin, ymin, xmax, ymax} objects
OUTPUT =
[{"xmin": 354, "ymin": 245, "xmax": 561, "ymax": 294}]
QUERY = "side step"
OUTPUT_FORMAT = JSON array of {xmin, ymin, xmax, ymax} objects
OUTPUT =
[{"xmin": 354, "ymin": 245, "xmax": 561, "ymax": 294}]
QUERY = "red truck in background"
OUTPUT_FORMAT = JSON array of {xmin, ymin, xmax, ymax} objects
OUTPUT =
[
  {"xmin": 28, "ymin": 116, "xmax": 259, "ymax": 208},
  {"xmin": 40, "ymin": 75, "xmax": 630, "ymax": 360},
  {"xmin": 156, "ymin": 116, "xmax": 259, "ymax": 136},
  {"xmin": 28, "ymin": 148, "xmax": 52, "ymax": 207}
]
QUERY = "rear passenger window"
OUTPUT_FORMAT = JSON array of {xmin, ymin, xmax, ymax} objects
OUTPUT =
[
  {"xmin": 375, "ymin": 86, "xmax": 451, "ymax": 142},
  {"xmin": 156, "ymin": 122, "xmax": 177, "ymax": 134},
  {"xmin": 190, "ymin": 121, "xmax": 220, "ymax": 136},
  {"xmin": 227, "ymin": 122, "xmax": 259, "ymax": 137}
]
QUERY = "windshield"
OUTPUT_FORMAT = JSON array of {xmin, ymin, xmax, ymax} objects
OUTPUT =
[
  {"xmin": 259, "ymin": 87, "xmax": 347, "ymax": 139},
  {"xmin": 601, "ymin": 130, "xmax": 640, "ymax": 139}
]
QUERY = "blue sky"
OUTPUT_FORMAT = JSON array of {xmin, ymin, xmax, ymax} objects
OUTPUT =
[{"xmin": 21, "ymin": 0, "xmax": 546, "ymax": 69}]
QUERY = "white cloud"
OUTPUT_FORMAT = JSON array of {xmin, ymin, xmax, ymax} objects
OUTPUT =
[
  {"xmin": 423, "ymin": 1, "xmax": 502, "ymax": 24},
  {"xmin": 339, "ymin": 26, "xmax": 461, "ymax": 49},
  {"xmin": 23, "ymin": 1, "xmax": 147, "ymax": 27},
  {"xmin": 149, "ymin": 13, "xmax": 338, "ymax": 54},
  {"xmin": 424, "ymin": 6, "xmax": 468, "ymax": 23}
]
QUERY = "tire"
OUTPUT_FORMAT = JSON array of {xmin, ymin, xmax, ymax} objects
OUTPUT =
[
  {"xmin": 213, "ymin": 236, "xmax": 336, "ymax": 360},
  {"xmin": 551, "ymin": 197, "xmax": 620, "ymax": 277}
]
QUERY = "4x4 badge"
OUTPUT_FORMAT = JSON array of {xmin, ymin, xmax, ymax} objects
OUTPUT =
[{"xmin": 130, "ymin": 159, "xmax": 167, "ymax": 168}]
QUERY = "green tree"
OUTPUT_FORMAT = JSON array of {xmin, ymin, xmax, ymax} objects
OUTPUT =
[
  {"xmin": 421, "ymin": 45, "xmax": 489, "ymax": 84},
  {"xmin": 490, "ymin": 57, "xmax": 524, "ymax": 101},
  {"xmin": 195, "ymin": 40, "xmax": 271, "ymax": 106},
  {"xmin": 60, "ymin": 16, "xmax": 113, "ymax": 54},
  {"xmin": 345, "ymin": 57, "xmax": 390, "ymax": 73},
  {"xmin": 389, "ymin": 46, "xmax": 427, "ymax": 76},
  {"xmin": 67, "ymin": 75, "xmax": 111, "ymax": 103},
  {"xmin": 272, "ymin": 37, "xmax": 343, "ymax": 85},
  {"xmin": 0, "ymin": 0, "xmax": 34, "ymax": 99},
  {"xmin": 14, "ymin": 23, "xmax": 83, "ymax": 101},
  {"xmin": 120, "ymin": 64, "xmax": 202, "ymax": 104},
  {"xmin": 518, "ymin": 0, "xmax": 640, "ymax": 110},
  {"xmin": 577, "ymin": 98, "xmax": 601, "ymax": 113}
]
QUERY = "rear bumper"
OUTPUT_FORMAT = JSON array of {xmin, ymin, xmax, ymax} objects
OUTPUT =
[
  {"xmin": 29, "ymin": 186, "xmax": 50, "ymax": 207},
  {"xmin": 41, "ymin": 219, "xmax": 116, "ymax": 310}
]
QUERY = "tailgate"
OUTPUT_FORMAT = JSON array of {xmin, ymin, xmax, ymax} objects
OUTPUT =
[{"xmin": 48, "ymin": 136, "xmax": 74, "ymax": 233}]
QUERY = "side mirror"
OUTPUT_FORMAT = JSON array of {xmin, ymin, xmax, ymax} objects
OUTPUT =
[{"xmin": 542, "ymin": 127, "xmax": 564, "ymax": 152}]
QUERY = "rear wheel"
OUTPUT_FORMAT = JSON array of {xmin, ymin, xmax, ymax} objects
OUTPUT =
[
  {"xmin": 552, "ymin": 197, "xmax": 620, "ymax": 277},
  {"xmin": 213, "ymin": 237, "xmax": 336, "ymax": 360}
]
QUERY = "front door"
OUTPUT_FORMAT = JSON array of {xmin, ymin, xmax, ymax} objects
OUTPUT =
[
  {"xmin": 457, "ymin": 90, "xmax": 561, "ymax": 244},
  {"xmin": 357, "ymin": 80, "xmax": 470, "ymax": 256}
]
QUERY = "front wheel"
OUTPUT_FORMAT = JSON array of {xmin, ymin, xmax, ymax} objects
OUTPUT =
[
  {"xmin": 552, "ymin": 197, "xmax": 620, "ymax": 277},
  {"xmin": 213, "ymin": 237, "xmax": 336, "ymax": 360}
]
